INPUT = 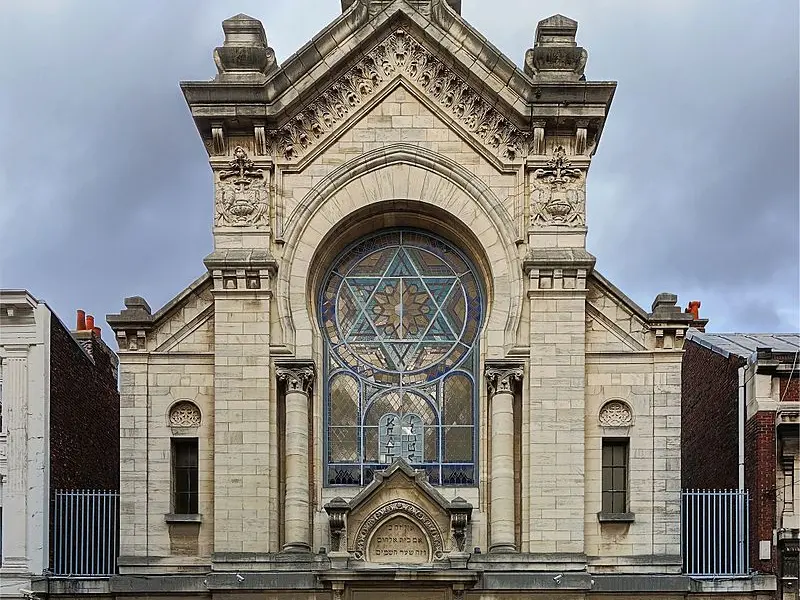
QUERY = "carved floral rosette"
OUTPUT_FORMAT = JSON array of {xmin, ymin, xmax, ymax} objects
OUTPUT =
[
  {"xmin": 265, "ymin": 28, "xmax": 530, "ymax": 161},
  {"xmin": 530, "ymin": 145, "xmax": 585, "ymax": 227},
  {"xmin": 599, "ymin": 400, "xmax": 633, "ymax": 427},
  {"xmin": 352, "ymin": 500, "xmax": 445, "ymax": 561},
  {"xmin": 214, "ymin": 146, "xmax": 269, "ymax": 228}
]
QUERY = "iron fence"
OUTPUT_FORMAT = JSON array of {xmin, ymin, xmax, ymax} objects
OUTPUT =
[
  {"xmin": 52, "ymin": 489, "xmax": 119, "ymax": 576},
  {"xmin": 681, "ymin": 489, "xmax": 749, "ymax": 577}
]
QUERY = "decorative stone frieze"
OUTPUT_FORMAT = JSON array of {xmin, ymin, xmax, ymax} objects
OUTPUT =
[
  {"xmin": 214, "ymin": 146, "xmax": 269, "ymax": 229},
  {"xmin": 531, "ymin": 145, "xmax": 585, "ymax": 227},
  {"xmin": 599, "ymin": 400, "xmax": 633, "ymax": 427},
  {"xmin": 267, "ymin": 28, "xmax": 529, "ymax": 162}
]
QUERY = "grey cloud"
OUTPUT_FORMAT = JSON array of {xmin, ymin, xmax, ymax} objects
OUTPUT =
[{"xmin": 0, "ymin": 0, "xmax": 797, "ymax": 337}]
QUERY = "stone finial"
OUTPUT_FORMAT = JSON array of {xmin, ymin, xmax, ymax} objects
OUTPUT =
[
  {"xmin": 524, "ymin": 14, "xmax": 587, "ymax": 81},
  {"xmin": 648, "ymin": 292, "xmax": 693, "ymax": 324},
  {"xmin": 107, "ymin": 296, "xmax": 152, "ymax": 323},
  {"xmin": 213, "ymin": 14, "xmax": 277, "ymax": 82}
]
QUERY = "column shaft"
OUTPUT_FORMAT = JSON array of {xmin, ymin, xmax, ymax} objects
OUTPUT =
[
  {"xmin": 3, "ymin": 354, "xmax": 29, "ymax": 567},
  {"xmin": 283, "ymin": 387, "xmax": 310, "ymax": 551},
  {"xmin": 490, "ymin": 388, "xmax": 515, "ymax": 551}
]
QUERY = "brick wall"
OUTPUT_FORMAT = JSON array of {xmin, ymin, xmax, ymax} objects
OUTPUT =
[
  {"xmin": 49, "ymin": 316, "xmax": 120, "ymax": 492},
  {"xmin": 681, "ymin": 340, "xmax": 743, "ymax": 490},
  {"xmin": 779, "ymin": 376, "xmax": 799, "ymax": 402},
  {"xmin": 745, "ymin": 411, "xmax": 777, "ymax": 574}
]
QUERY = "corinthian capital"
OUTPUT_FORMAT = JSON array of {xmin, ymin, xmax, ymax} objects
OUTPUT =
[
  {"xmin": 276, "ymin": 362, "xmax": 315, "ymax": 395},
  {"xmin": 485, "ymin": 362, "xmax": 524, "ymax": 396}
]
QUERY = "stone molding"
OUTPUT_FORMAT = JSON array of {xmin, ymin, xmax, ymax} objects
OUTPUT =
[{"xmin": 275, "ymin": 362, "xmax": 315, "ymax": 396}]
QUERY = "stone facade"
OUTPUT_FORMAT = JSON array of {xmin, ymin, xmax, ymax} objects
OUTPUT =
[
  {"xmin": 88, "ymin": 2, "xmax": 776, "ymax": 599},
  {"xmin": 0, "ymin": 292, "xmax": 119, "ymax": 600}
]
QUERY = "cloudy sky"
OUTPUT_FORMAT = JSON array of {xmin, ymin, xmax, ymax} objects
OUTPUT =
[{"xmin": 1, "ymin": 0, "xmax": 798, "ymax": 342}]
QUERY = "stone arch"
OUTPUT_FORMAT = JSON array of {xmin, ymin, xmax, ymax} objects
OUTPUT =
[{"xmin": 278, "ymin": 143, "xmax": 522, "ymax": 358}]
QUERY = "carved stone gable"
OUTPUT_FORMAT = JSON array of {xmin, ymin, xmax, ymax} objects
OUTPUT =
[
  {"xmin": 325, "ymin": 460, "xmax": 472, "ymax": 565},
  {"xmin": 267, "ymin": 28, "xmax": 529, "ymax": 163}
]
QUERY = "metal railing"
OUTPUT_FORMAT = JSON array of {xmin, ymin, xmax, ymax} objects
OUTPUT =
[
  {"xmin": 681, "ymin": 489, "xmax": 750, "ymax": 577},
  {"xmin": 52, "ymin": 489, "xmax": 119, "ymax": 576}
]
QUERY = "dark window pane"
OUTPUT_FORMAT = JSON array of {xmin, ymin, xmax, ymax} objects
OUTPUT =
[
  {"xmin": 601, "ymin": 439, "xmax": 628, "ymax": 513},
  {"xmin": 172, "ymin": 438, "xmax": 198, "ymax": 514}
]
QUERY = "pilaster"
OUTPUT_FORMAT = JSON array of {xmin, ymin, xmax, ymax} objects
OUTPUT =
[
  {"xmin": 523, "ymin": 250, "xmax": 594, "ymax": 555},
  {"xmin": 206, "ymin": 249, "xmax": 277, "ymax": 554},
  {"xmin": 2, "ymin": 347, "xmax": 29, "ymax": 570}
]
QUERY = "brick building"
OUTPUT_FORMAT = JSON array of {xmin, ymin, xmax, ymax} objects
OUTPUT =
[
  {"xmin": 0, "ymin": 291, "xmax": 119, "ymax": 599},
  {"xmin": 683, "ymin": 330, "xmax": 799, "ymax": 599}
]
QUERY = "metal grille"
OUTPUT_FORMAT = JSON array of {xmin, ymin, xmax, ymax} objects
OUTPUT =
[
  {"xmin": 681, "ymin": 489, "xmax": 749, "ymax": 577},
  {"xmin": 52, "ymin": 489, "xmax": 119, "ymax": 576}
]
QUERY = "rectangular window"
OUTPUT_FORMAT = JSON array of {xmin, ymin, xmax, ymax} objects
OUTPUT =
[
  {"xmin": 602, "ymin": 439, "xmax": 629, "ymax": 514},
  {"xmin": 172, "ymin": 438, "xmax": 198, "ymax": 515}
]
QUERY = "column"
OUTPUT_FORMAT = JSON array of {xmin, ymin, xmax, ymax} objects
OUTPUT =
[
  {"xmin": 2, "ymin": 348, "xmax": 29, "ymax": 569},
  {"xmin": 485, "ymin": 363, "xmax": 522, "ymax": 552},
  {"xmin": 276, "ymin": 363, "xmax": 315, "ymax": 552}
]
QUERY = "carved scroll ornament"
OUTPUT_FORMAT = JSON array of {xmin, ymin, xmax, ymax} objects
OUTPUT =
[
  {"xmin": 215, "ymin": 146, "xmax": 269, "ymax": 228},
  {"xmin": 531, "ymin": 145, "xmax": 585, "ymax": 227}
]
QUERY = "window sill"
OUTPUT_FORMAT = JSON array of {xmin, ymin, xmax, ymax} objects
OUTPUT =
[
  {"xmin": 165, "ymin": 513, "xmax": 202, "ymax": 524},
  {"xmin": 597, "ymin": 511, "xmax": 635, "ymax": 523}
]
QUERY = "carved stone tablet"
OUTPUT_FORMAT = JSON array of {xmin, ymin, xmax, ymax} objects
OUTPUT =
[{"xmin": 367, "ymin": 515, "xmax": 431, "ymax": 564}]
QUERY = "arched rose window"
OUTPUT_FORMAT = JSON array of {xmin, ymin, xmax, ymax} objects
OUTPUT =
[{"xmin": 320, "ymin": 229, "xmax": 483, "ymax": 486}]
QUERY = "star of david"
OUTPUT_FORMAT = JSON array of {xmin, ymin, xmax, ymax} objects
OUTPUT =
[{"xmin": 335, "ymin": 246, "xmax": 466, "ymax": 374}]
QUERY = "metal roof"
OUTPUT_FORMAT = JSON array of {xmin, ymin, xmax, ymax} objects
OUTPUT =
[{"xmin": 686, "ymin": 329, "xmax": 800, "ymax": 359}]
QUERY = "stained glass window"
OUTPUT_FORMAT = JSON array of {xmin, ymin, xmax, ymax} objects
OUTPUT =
[{"xmin": 321, "ymin": 229, "xmax": 483, "ymax": 486}]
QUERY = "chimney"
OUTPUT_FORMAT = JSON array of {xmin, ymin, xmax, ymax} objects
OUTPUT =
[
  {"xmin": 686, "ymin": 300, "xmax": 708, "ymax": 332},
  {"xmin": 77, "ymin": 309, "xmax": 86, "ymax": 331},
  {"xmin": 86, "ymin": 315, "xmax": 95, "ymax": 331}
]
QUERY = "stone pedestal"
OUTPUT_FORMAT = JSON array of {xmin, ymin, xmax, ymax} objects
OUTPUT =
[
  {"xmin": 486, "ymin": 363, "xmax": 523, "ymax": 552},
  {"xmin": 276, "ymin": 363, "xmax": 315, "ymax": 552}
]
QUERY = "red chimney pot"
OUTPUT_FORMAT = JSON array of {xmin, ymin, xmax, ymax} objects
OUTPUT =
[
  {"xmin": 76, "ymin": 309, "xmax": 86, "ymax": 331},
  {"xmin": 92, "ymin": 326, "xmax": 102, "ymax": 339},
  {"xmin": 86, "ymin": 315, "xmax": 95, "ymax": 331},
  {"xmin": 687, "ymin": 300, "xmax": 701, "ymax": 321}
]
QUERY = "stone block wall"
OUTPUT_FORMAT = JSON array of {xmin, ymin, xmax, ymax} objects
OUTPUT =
[{"xmin": 681, "ymin": 340, "xmax": 742, "ymax": 490}]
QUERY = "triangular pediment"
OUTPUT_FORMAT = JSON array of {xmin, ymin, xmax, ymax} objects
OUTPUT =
[{"xmin": 268, "ymin": 19, "xmax": 531, "ymax": 164}]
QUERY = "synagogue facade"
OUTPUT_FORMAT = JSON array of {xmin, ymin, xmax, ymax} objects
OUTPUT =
[{"xmin": 98, "ymin": 1, "xmax": 771, "ymax": 598}]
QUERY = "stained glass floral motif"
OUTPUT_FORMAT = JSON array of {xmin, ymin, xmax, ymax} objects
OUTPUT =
[{"xmin": 321, "ymin": 230, "xmax": 482, "ymax": 486}]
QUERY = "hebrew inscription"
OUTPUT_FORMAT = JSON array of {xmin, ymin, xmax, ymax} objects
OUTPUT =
[{"xmin": 367, "ymin": 515, "xmax": 431, "ymax": 564}]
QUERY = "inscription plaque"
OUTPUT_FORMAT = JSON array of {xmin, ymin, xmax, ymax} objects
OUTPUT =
[{"xmin": 367, "ymin": 515, "xmax": 431, "ymax": 563}]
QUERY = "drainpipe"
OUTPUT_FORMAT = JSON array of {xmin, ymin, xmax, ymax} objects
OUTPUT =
[{"xmin": 738, "ymin": 366, "xmax": 746, "ymax": 491}]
